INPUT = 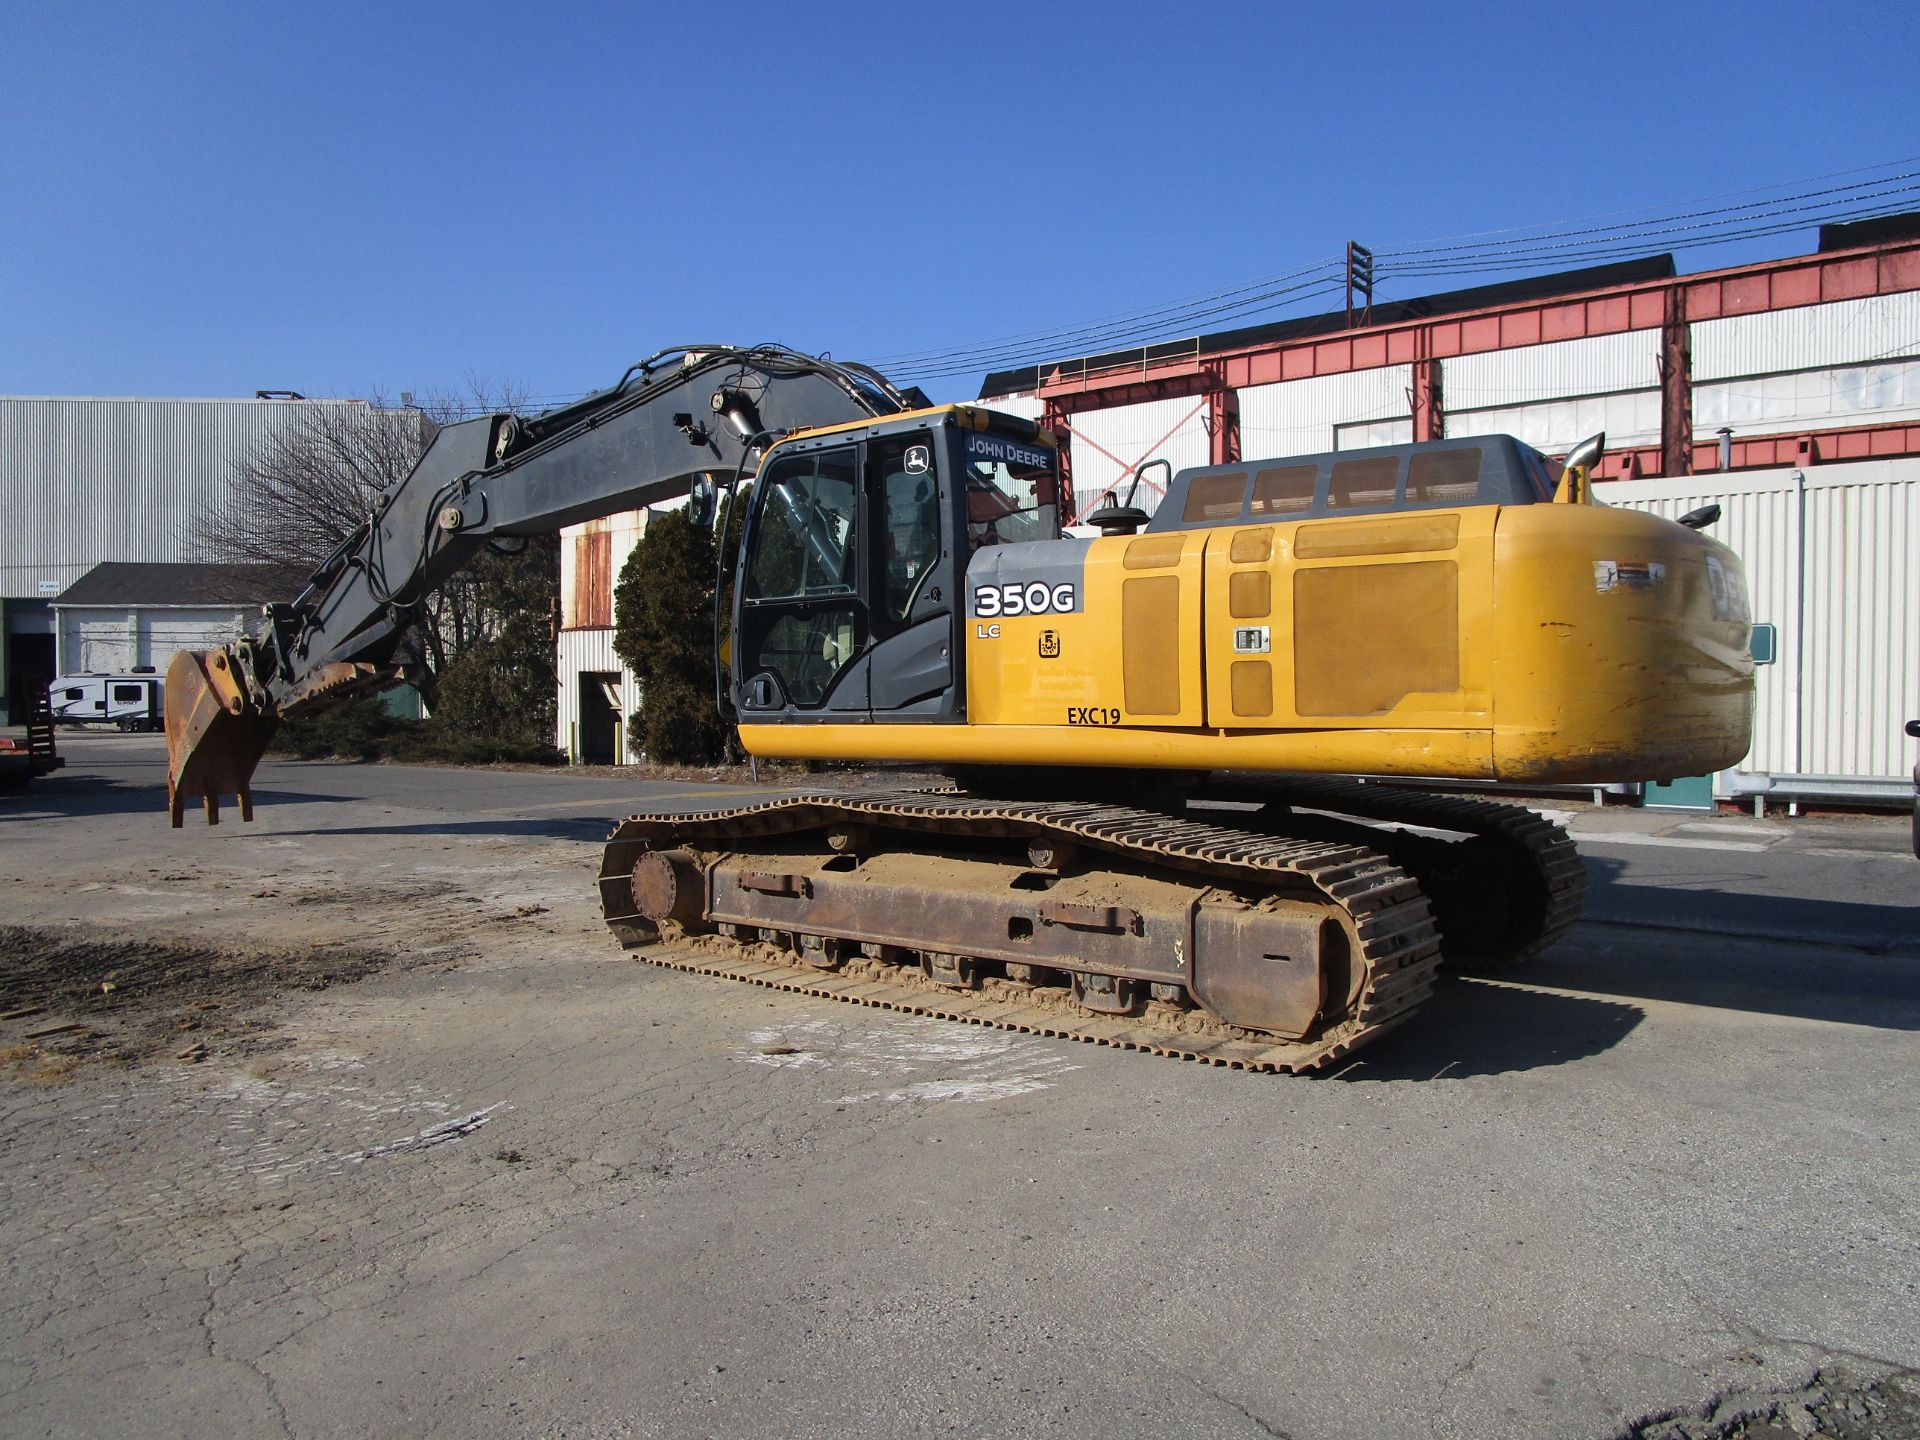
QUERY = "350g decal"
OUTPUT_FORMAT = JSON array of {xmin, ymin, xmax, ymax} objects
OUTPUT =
[{"xmin": 972, "ymin": 581, "xmax": 1077, "ymax": 618}]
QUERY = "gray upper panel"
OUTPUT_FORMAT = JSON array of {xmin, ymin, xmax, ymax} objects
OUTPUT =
[{"xmin": 1142, "ymin": 435, "xmax": 1556, "ymax": 533}]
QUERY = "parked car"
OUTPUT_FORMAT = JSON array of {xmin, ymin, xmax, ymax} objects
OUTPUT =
[{"xmin": 47, "ymin": 672, "xmax": 165, "ymax": 731}]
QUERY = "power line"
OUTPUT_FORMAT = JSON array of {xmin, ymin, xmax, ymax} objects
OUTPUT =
[
  {"xmin": 875, "ymin": 159, "xmax": 1920, "ymax": 385},
  {"xmin": 1378, "ymin": 180, "xmax": 1920, "ymax": 268},
  {"xmin": 889, "ymin": 276, "xmax": 1350, "ymax": 383},
  {"xmin": 1370, "ymin": 154, "xmax": 1920, "ymax": 251},
  {"xmin": 1380, "ymin": 197, "xmax": 1920, "ymax": 279},
  {"xmin": 425, "ymin": 157, "xmax": 1920, "ymax": 406},
  {"xmin": 869, "ymin": 260, "xmax": 1346, "ymax": 370}
]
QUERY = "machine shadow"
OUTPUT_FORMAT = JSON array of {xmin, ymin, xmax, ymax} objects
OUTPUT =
[
  {"xmin": 1585, "ymin": 872, "xmax": 1919, "ymax": 956},
  {"xmin": 1543, "ymin": 855, "xmax": 1920, "ymax": 1030},
  {"xmin": 1340, "ymin": 977, "xmax": 1644, "ymax": 1081},
  {"xmin": 266, "ymin": 817, "xmax": 617, "ymax": 843},
  {"xmin": 1, "ymin": 775, "xmax": 349, "ymax": 822},
  {"xmin": 1527, "ymin": 930, "xmax": 1920, "ymax": 1031}
]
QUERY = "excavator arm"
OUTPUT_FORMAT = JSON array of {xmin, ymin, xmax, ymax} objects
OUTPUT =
[{"xmin": 166, "ymin": 345, "xmax": 913, "ymax": 824}]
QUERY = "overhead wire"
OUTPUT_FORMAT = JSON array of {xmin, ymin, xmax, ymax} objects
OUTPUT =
[
  {"xmin": 874, "ymin": 159, "xmax": 1920, "ymax": 388},
  {"xmin": 407, "ymin": 157, "xmax": 1920, "ymax": 408},
  {"xmin": 887, "ymin": 275, "xmax": 1351, "ymax": 382},
  {"xmin": 867, "ymin": 257, "xmax": 1346, "ymax": 369}
]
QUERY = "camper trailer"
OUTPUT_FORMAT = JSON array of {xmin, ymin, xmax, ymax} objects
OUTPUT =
[{"xmin": 48, "ymin": 672, "xmax": 165, "ymax": 731}]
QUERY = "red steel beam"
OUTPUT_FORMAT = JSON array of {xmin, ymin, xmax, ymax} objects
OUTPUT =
[
  {"xmin": 1601, "ymin": 420, "xmax": 1920, "ymax": 481},
  {"xmin": 1036, "ymin": 239, "xmax": 1920, "ymax": 403},
  {"xmin": 1208, "ymin": 386, "xmax": 1241, "ymax": 465},
  {"xmin": 1409, "ymin": 328, "xmax": 1442, "ymax": 442},
  {"xmin": 1659, "ymin": 286, "xmax": 1693, "ymax": 478}
]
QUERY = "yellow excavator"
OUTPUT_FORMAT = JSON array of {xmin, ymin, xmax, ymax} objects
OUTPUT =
[{"xmin": 166, "ymin": 345, "xmax": 1754, "ymax": 1071}]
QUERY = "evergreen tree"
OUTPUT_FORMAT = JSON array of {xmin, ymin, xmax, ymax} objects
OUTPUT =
[
  {"xmin": 612, "ymin": 507, "xmax": 729, "ymax": 764},
  {"xmin": 431, "ymin": 534, "xmax": 560, "ymax": 746}
]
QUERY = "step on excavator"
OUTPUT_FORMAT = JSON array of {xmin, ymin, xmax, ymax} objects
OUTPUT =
[{"xmin": 165, "ymin": 345, "xmax": 1755, "ymax": 1071}]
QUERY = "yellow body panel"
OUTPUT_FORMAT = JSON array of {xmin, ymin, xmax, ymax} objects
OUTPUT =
[
  {"xmin": 969, "ymin": 530, "xmax": 1207, "ymax": 729},
  {"xmin": 741, "ymin": 501, "xmax": 1754, "ymax": 785},
  {"xmin": 1488, "ymin": 504, "xmax": 1754, "ymax": 781}
]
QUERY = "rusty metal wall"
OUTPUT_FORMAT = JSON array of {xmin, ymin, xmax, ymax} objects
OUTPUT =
[
  {"xmin": 1604, "ymin": 457, "xmax": 1920, "ymax": 784},
  {"xmin": 556, "ymin": 510, "xmax": 649, "ymax": 760},
  {"xmin": 0, "ymin": 396, "xmax": 381, "ymax": 600}
]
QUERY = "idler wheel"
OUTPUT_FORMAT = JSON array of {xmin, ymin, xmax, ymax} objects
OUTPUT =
[{"xmin": 630, "ymin": 849, "xmax": 708, "ymax": 931}]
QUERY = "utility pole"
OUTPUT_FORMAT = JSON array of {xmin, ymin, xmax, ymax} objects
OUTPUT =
[{"xmin": 1345, "ymin": 242, "xmax": 1374, "ymax": 328}]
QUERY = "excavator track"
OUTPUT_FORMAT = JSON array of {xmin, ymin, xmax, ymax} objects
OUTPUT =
[
  {"xmin": 1223, "ymin": 776, "xmax": 1586, "ymax": 973},
  {"xmin": 599, "ymin": 791, "xmax": 1444, "ymax": 1074}
]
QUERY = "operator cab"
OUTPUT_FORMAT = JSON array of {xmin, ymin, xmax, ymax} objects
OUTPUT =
[{"xmin": 733, "ymin": 407, "xmax": 1060, "ymax": 722}]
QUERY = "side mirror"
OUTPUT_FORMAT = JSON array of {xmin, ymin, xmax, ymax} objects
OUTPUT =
[
  {"xmin": 1678, "ymin": 503, "xmax": 1722, "ymax": 530},
  {"xmin": 1906, "ymin": 719, "xmax": 1920, "ymax": 740},
  {"xmin": 688, "ymin": 475, "xmax": 717, "ymax": 529}
]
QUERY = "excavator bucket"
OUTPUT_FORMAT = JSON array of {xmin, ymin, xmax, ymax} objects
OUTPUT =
[{"xmin": 164, "ymin": 649, "xmax": 278, "ymax": 827}]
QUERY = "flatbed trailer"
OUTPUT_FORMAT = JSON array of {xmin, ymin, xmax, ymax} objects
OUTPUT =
[{"xmin": 0, "ymin": 679, "xmax": 64, "ymax": 792}]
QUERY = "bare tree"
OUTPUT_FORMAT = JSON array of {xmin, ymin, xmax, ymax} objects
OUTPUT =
[{"xmin": 194, "ymin": 383, "xmax": 543, "ymax": 710}]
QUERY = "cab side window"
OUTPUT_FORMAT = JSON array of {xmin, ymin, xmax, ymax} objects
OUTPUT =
[{"xmin": 744, "ymin": 450, "xmax": 859, "ymax": 599}]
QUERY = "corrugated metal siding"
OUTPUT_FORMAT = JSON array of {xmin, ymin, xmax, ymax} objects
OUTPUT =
[
  {"xmin": 1605, "ymin": 458, "xmax": 1920, "ymax": 783},
  {"xmin": 1695, "ymin": 358, "xmax": 1920, "ymax": 436},
  {"xmin": 1066, "ymin": 395, "xmax": 1211, "ymax": 516},
  {"xmin": 557, "ymin": 509, "xmax": 651, "ymax": 759},
  {"xmin": 1435, "ymin": 329, "xmax": 1660, "ymax": 454},
  {"xmin": 1692, "ymin": 291, "xmax": 1920, "ymax": 381},
  {"xmin": 1443, "ymin": 330, "xmax": 1659, "ymax": 408},
  {"xmin": 0, "ymin": 396, "xmax": 383, "ymax": 599},
  {"xmin": 555, "ymin": 627, "xmax": 640, "ymax": 761},
  {"xmin": 1449, "ymin": 390, "xmax": 1662, "ymax": 453},
  {"xmin": 1334, "ymin": 417, "xmax": 1414, "ymax": 449},
  {"xmin": 1801, "ymin": 470, "xmax": 1919, "ymax": 777},
  {"xmin": 1237, "ymin": 369, "xmax": 1409, "ymax": 461}
]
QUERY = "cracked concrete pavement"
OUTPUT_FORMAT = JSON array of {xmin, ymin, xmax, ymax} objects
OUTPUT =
[{"xmin": 1, "ymin": 731, "xmax": 1916, "ymax": 1439}]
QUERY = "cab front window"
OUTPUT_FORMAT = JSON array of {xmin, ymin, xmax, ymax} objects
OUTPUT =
[{"xmin": 961, "ymin": 430, "xmax": 1059, "ymax": 548}]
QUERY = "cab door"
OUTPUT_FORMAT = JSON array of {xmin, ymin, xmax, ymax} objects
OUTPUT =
[
  {"xmin": 735, "ymin": 444, "xmax": 871, "ymax": 716},
  {"xmin": 864, "ymin": 428, "xmax": 958, "ymax": 717}
]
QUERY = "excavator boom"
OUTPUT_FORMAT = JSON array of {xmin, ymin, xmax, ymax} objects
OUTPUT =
[{"xmin": 165, "ymin": 346, "xmax": 911, "ymax": 822}]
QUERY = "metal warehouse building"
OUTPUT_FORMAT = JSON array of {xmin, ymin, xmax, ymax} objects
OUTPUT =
[
  {"xmin": 0, "ymin": 394, "xmax": 379, "ymax": 722},
  {"xmin": 970, "ymin": 217, "xmax": 1920, "ymax": 807}
]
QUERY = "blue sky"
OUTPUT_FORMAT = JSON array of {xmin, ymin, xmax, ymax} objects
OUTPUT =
[{"xmin": 5, "ymin": 1, "xmax": 1917, "ymax": 407}]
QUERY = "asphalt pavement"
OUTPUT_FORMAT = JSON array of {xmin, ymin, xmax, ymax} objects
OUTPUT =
[{"xmin": 1, "ymin": 731, "xmax": 1915, "ymax": 1440}]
